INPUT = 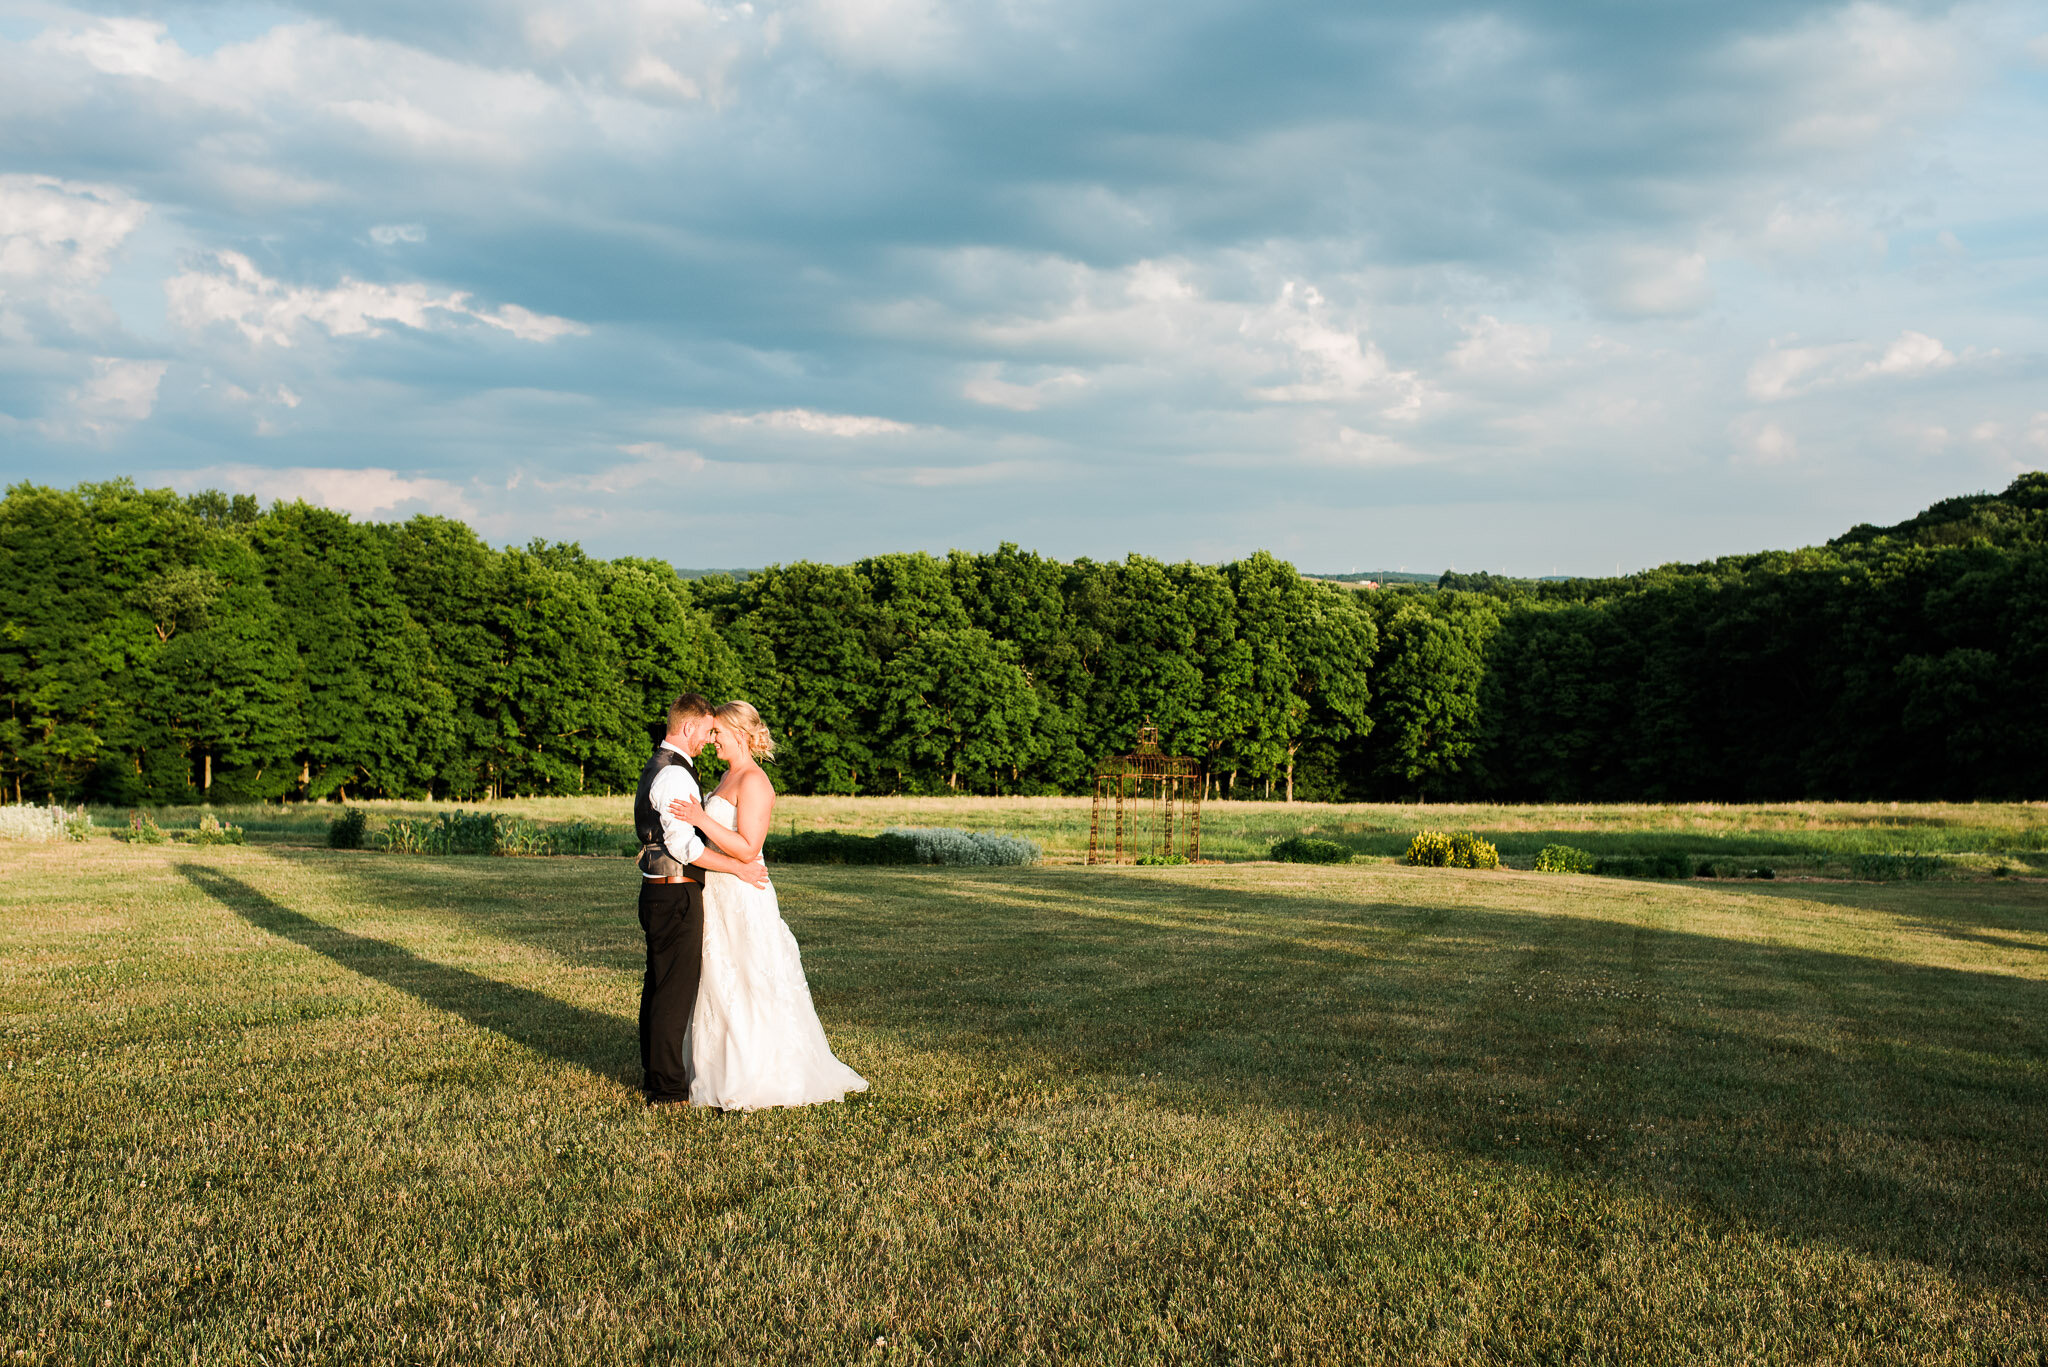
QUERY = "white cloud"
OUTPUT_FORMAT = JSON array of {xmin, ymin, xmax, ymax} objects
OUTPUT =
[
  {"xmin": 1730, "ymin": 3, "xmax": 1965, "ymax": 155},
  {"xmin": 1590, "ymin": 247, "xmax": 1711, "ymax": 320},
  {"xmin": 369, "ymin": 223, "xmax": 427, "ymax": 246},
  {"xmin": 962, "ymin": 367, "xmax": 1088, "ymax": 411},
  {"xmin": 0, "ymin": 175, "xmax": 148, "ymax": 285},
  {"xmin": 1865, "ymin": 329, "xmax": 1956, "ymax": 379},
  {"xmin": 37, "ymin": 17, "xmax": 188, "ymax": 81},
  {"xmin": 1732, "ymin": 416, "xmax": 1799, "ymax": 466},
  {"xmin": 797, "ymin": 0, "xmax": 962, "ymax": 75},
  {"xmin": 168, "ymin": 464, "xmax": 477, "ymax": 519},
  {"xmin": 47, "ymin": 357, "xmax": 165, "ymax": 438},
  {"xmin": 1246, "ymin": 283, "xmax": 1429, "ymax": 417},
  {"xmin": 1742, "ymin": 201, "xmax": 1886, "ymax": 266},
  {"xmin": 704, "ymin": 408, "xmax": 916, "ymax": 437},
  {"xmin": 1449, "ymin": 316, "xmax": 1551, "ymax": 373},
  {"xmin": 869, "ymin": 460, "xmax": 1046, "ymax": 488},
  {"xmin": 1325, "ymin": 427, "xmax": 1431, "ymax": 467},
  {"xmin": 876, "ymin": 253, "xmax": 1444, "ymax": 420},
  {"xmin": 165, "ymin": 251, "xmax": 586, "ymax": 346},
  {"xmin": 1746, "ymin": 330, "xmax": 1958, "ymax": 401}
]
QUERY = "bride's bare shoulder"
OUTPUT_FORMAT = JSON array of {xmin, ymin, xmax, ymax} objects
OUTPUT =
[{"xmin": 740, "ymin": 765, "xmax": 777, "ymax": 802}]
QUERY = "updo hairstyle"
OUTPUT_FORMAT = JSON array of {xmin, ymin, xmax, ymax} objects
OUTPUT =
[{"xmin": 713, "ymin": 700, "xmax": 777, "ymax": 760}]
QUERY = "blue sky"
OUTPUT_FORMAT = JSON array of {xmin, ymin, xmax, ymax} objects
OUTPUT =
[{"xmin": 2, "ymin": 0, "xmax": 2044, "ymax": 573}]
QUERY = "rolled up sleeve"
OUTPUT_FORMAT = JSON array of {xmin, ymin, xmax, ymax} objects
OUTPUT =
[{"xmin": 649, "ymin": 764, "xmax": 707, "ymax": 868}]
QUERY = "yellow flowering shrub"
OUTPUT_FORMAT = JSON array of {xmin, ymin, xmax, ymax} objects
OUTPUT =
[{"xmin": 1406, "ymin": 829, "xmax": 1498, "ymax": 869}]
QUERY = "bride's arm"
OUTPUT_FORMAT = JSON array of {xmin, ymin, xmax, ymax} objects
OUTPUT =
[
  {"xmin": 665, "ymin": 796, "xmax": 749, "ymax": 859},
  {"xmin": 667, "ymin": 775, "xmax": 774, "ymax": 862}
]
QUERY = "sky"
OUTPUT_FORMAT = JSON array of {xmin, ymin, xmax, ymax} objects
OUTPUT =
[{"xmin": 2, "ymin": 0, "xmax": 2045, "ymax": 575}]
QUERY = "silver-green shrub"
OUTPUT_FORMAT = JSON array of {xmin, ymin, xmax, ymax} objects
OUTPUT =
[
  {"xmin": 881, "ymin": 827, "xmax": 1040, "ymax": 866},
  {"xmin": 0, "ymin": 803, "xmax": 74, "ymax": 842}
]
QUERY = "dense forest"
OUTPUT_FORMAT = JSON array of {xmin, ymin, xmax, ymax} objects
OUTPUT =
[{"xmin": 3, "ymin": 474, "xmax": 2044, "ymax": 806}]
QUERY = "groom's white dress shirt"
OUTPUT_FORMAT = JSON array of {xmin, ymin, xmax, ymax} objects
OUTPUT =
[{"xmin": 645, "ymin": 740, "xmax": 707, "ymax": 878}]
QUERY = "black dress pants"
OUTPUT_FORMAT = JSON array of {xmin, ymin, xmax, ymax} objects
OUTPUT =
[{"xmin": 638, "ymin": 878, "xmax": 704, "ymax": 1101}]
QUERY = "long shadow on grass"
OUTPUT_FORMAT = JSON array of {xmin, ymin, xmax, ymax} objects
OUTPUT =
[
  {"xmin": 324, "ymin": 854, "xmax": 2048, "ymax": 1285},
  {"xmin": 178, "ymin": 864, "xmax": 639, "ymax": 1091},
  {"xmin": 806, "ymin": 867, "xmax": 2048, "ymax": 1287}
]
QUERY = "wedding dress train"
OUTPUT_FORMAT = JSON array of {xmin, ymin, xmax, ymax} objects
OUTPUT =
[{"xmin": 686, "ymin": 795, "xmax": 868, "ymax": 1110}]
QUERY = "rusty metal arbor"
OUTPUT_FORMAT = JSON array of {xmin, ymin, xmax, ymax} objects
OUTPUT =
[{"xmin": 1087, "ymin": 725, "xmax": 1203, "ymax": 864}]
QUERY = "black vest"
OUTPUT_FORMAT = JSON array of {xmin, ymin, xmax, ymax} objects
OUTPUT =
[{"xmin": 634, "ymin": 744, "xmax": 698, "ymax": 877}]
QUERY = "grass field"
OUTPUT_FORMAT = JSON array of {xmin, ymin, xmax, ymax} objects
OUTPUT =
[
  {"xmin": 4, "ymin": 809, "xmax": 2047, "ymax": 1363},
  {"xmin": 73, "ymin": 794, "xmax": 2048, "ymax": 874}
]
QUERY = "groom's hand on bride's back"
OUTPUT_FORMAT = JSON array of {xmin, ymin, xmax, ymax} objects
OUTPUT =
[{"xmin": 741, "ymin": 857, "xmax": 769, "ymax": 889}]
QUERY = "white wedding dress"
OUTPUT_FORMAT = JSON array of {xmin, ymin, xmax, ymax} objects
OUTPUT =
[{"xmin": 686, "ymin": 794, "xmax": 869, "ymax": 1111}]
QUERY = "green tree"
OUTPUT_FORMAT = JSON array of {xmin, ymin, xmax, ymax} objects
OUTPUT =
[
  {"xmin": 721, "ymin": 562, "xmax": 879, "ymax": 794},
  {"xmin": 251, "ymin": 501, "xmax": 453, "ymax": 799},
  {"xmin": 1367, "ymin": 594, "xmax": 1498, "ymax": 800},
  {"xmin": 878, "ymin": 628, "xmax": 1042, "ymax": 793}
]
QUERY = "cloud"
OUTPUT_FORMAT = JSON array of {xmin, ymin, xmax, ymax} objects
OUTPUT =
[
  {"xmin": 1728, "ymin": 3, "xmax": 1966, "ymax": 155},
  {"xmin": 1732, "ymin": 417, "xmax": 1800, "ymax": 467},
  {"xmin": 1245, "ymin": 283, "xmax": 1430, "ymax": 416},
  {"xmin": 703, "ymin": 409, "xmax": 917, "ymax": 437},
  {"xmin": 1588, "ymin": 248, "xmax": 1712, "ymax": 320},
  {"xmin": 1449, "ymin": 316, "xmax": 1552, "ymax": 374},
  {"xmin": 0, "ymin": 0, "xmax": 2041, "ymax": 572},
  {"xmin": 1325, "ymin": 427, "xmax": 1431, "ymax": 468},
  {"xmin": 868, "ymin": 460, "xmax": 1048, "ymax": 488},
  {"xmin": 962, "ymin": 367, "xmax": 1089, "ymax": 411},
  {"xmin": 167, "ymin": 464, "xmax": 477, "ymax": 519},
  {"xmin": 0, "ymin": 175, "xmax": 149, "ymax": 285},
  {"xmin": 1746, "ymin": 330, "xmax": 1959, "ymax": 401},
  {"xmin": 45, "ymin": 357, "xmax": 166, "ymax": 439},
  {"xmin": 165, "ymin": 251, "xmax": 586, "ymax": 346}
]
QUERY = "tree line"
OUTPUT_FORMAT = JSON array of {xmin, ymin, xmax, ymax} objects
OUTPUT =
[{"xmin": 2, "ymin": 473, "xmax": 2042, "ymax": 807}]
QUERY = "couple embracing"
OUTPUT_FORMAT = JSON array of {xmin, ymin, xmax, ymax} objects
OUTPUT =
[{"xmin": 633, "ymin": 694, "xmax": 868, "ymax": 1111}]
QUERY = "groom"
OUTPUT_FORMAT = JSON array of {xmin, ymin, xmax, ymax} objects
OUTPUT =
[{"xmin": 633, "ymin": 693, "xmax": 768, "ymax": 1107}]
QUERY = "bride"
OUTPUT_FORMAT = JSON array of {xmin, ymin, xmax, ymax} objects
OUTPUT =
[{"xmin": 666, "ymin": 700, "xmax": 868, "ymax": 1111}]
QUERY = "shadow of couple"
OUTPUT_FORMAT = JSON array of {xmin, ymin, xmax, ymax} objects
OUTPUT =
[{"xmin": 177, "ymin": 862, "xmax": 642, "ymax": 1092}]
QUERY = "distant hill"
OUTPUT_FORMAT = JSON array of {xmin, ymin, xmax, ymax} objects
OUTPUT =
[
  {"xmin": 1304, "ymin": 569, "xmax": 1439, "ymax": 586},
  {"xmin": 673, "ymin": 567, "xmax": 757, "ymax": 581}
]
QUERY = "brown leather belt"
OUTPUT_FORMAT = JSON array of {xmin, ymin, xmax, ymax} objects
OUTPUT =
[{"xmin": 644, "ymin": 873, "xmax": 699, "ymax": 885}]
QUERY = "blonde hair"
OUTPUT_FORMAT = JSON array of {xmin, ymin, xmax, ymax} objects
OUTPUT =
[{"xmin": 713, "ymin": 700, "xmax": 776, "ymax": 760}]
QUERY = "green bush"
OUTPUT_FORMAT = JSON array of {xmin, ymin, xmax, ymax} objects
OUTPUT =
[
  {"xmin": 1595, "ymin": 852, "xmax": 1692, "ymax": 879},
  {"xmin": 126, "ymin": 812, "xmax": 167, "ymax": 845},
  {"xmin": 541, "ymin": 820, "xmax": 621, "ymax": 857},
  {"xmin": 1135, "ymin": 853, "xmax": 1188, "ymax": 866},
  {"xmin": 327, "ymin": 808, "xmax": 368, "ymax": 850},
  {"xmin": 1273, "ymin": 836, "xmax": 1351, "ymax": 864},
  {"xmin": 380, "ymin": 812, "xmax": 507, "ymax": 855},
  {"xmin": 1534, "ymin": 843, "xmax": 1597, "ymax": 874},
  {"xmin": 764, "ymin": 831, "xmax": 920, "ymax": 865},
  {"xmin": 491, "ymin": 817, "xmax": 548, "ymax": 857},
  {"xmin": 378, "ymin": 812, "xmax": 638, "ymax": 857},
  {"xmin": 188, "ymin": 814, "xmax": 246, "ymax": 846},
  {"xmin": 62, "ymin": 811, "xmax": 93, "ymax": 843},
  {"xmin": 1404, "ymin": 830, "xmax": 1497, "ymax": 869},
  {"xmin": 1850, "ymin": 852, "xmax": 1944, "ymax": 881}
]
